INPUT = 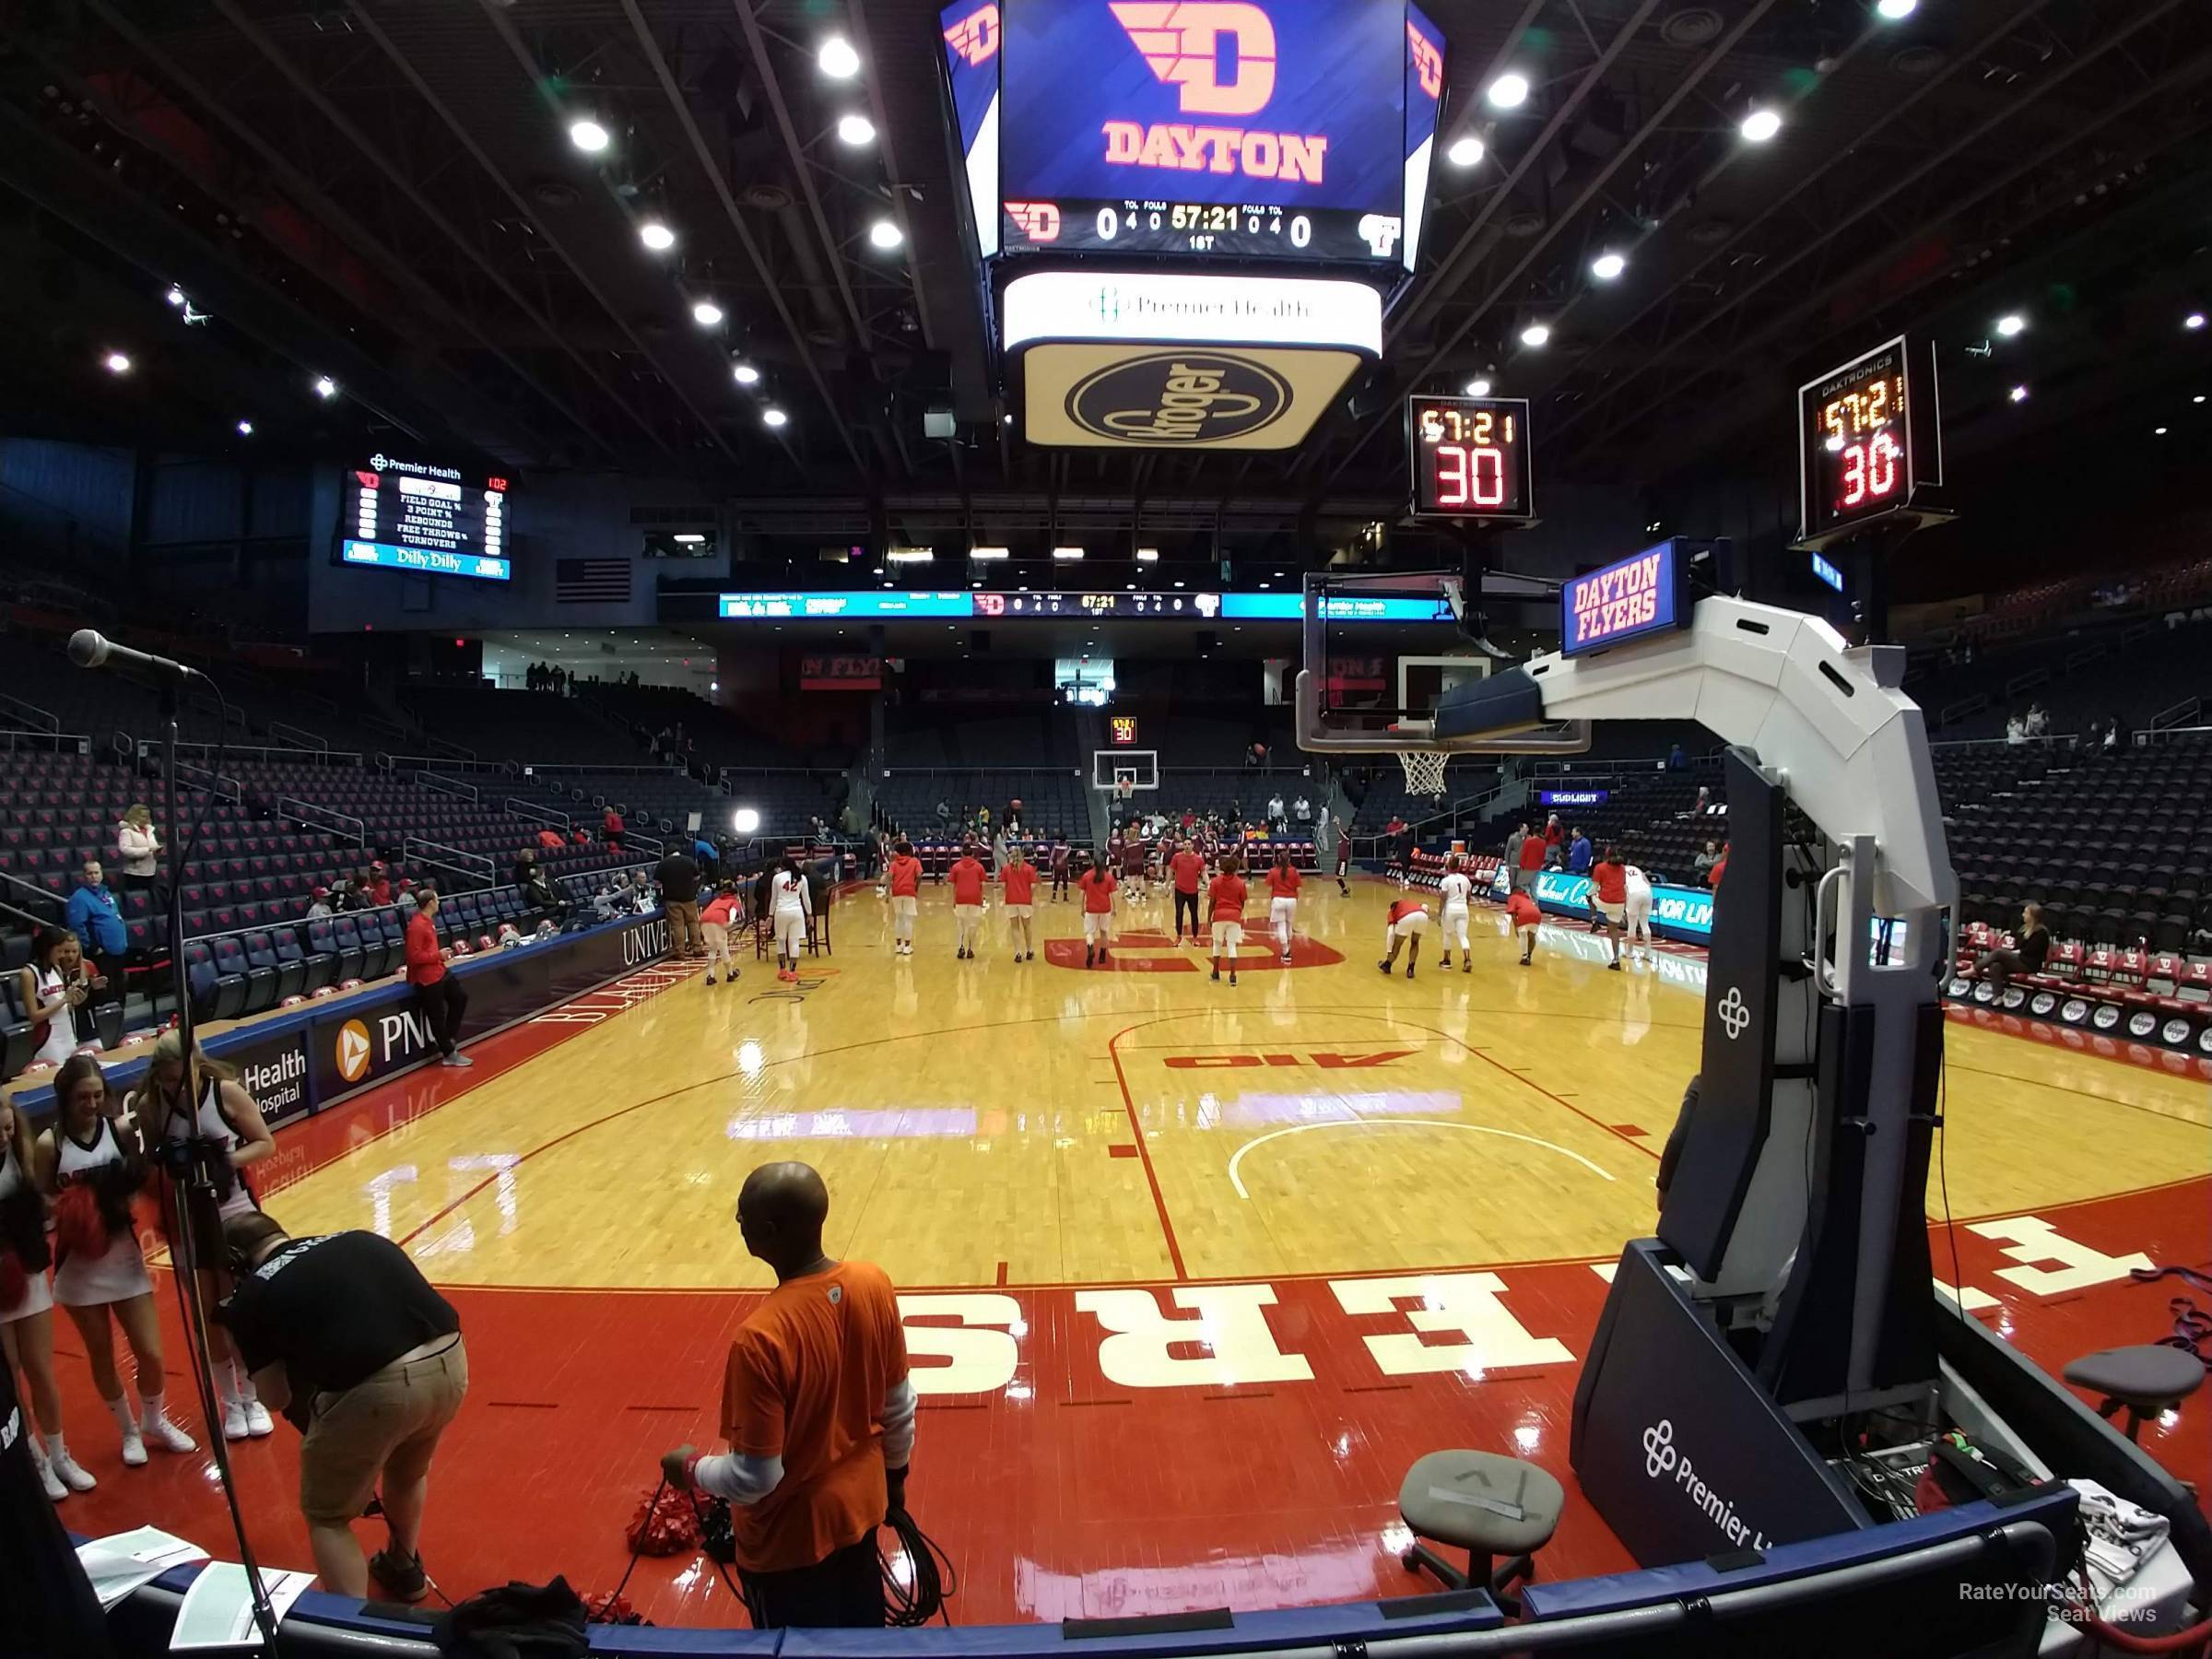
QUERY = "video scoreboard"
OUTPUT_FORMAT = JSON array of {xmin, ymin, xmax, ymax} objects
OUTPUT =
[
  {"xmin": 942, "ymin": 0, "xmax": 1447, "ymax": 269},
  {"xmin": 341, "ymin": 454, "xmax": 511, "ymax": 582},
  {"xmin": 1407, "ymin": 394, "xmax": 1534, "ymax": 521}
]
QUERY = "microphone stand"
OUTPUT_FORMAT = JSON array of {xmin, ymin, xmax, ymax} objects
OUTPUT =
[{"xmin": 152, "ymin": 676, "xmax": 282, "ymax": 1654}]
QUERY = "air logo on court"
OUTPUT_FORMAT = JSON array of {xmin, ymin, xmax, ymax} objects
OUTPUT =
[{"xmin": 1164, "ymin": 1050, "xmax": 1412, "ymax": 1068}]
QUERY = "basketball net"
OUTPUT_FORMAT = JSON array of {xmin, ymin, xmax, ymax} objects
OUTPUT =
[{"xmin": 1396, "ymin": 748, "xmax": 1451, "ymax": 796}]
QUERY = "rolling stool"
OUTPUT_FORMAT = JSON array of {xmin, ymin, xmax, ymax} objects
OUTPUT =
[
  {"xmin": 2064, "ymin": 1346, "xmax": 2204, "ymax": 1443},
  {"xmin": 1397, "ymin": 1450, "xmax": 1564, "ymax": 1614}
]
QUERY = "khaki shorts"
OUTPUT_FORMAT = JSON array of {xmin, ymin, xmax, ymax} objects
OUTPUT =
[{"xmin": 300, "ymin": 1336, "xmax": 469, "ymax": 1526}]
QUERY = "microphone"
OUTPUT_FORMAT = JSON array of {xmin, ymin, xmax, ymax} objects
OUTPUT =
[{"xmin": 67, "ymin": 629, "xmax": 199, "ymax": 682}]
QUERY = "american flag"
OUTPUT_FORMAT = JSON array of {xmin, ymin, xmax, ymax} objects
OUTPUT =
[{"xmin": 554, "ymin": 559, "xmax": 630, "ymax": 604}]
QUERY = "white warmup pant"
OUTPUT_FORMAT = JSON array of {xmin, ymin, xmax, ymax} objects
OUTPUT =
[
  {"xmin": 702, "ymin": 922, "xmax": 734, "ymax": 971},
  {"xmin": 1625, "ymin": 896, "xmax": 1653, "ymax": 949},
  {"xmin": 1385, "ymin": 912, "xmax": 1430, "ymax": 952},
  {"xmin": 1441, "ymin": 905, "xmax": 1470, "ymax": 952},
  {"xmin": 775, "ymin": 910, "xmax": 806, "ymax": 957},
  {"xmin": 891, "ymin": 894, "xmax": 918, "ymax": 941},
  {"xmin": 1269, "ymin": 897, "xmax": 1296, "ymax": 952}
]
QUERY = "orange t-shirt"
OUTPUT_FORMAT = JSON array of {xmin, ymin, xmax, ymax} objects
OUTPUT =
[
  {"xmin": 1265, "ymin": 865, "xmax": 1301, "ymax": 899},
  {"xmin": 719, "ymin": 1260, "xmax": 909, "ymax": 1573},
  {"xmin": 1592, "ymin": 862, "xmax": 1627, "ymax": 904},
  {"xmin": 948, "ymin": 857, "xmax": 986, "ymax": 905},
  {"xmin": 1078, "ymin": 869, "xmax": 1118, "ymax": 914},
  {"xmin": 1171, "ymin": 850, "xmax": 1206, "ymax": 894},
  {"xmin": 1207, "ymin": 873, "xmax": 1247, "ymax": 923},
  {"xmin": 888, "ymin": 855, "xmax": 922, "ymax": 898},
  {"xmin": 1000, "ymin": 863, "xmax": 1036, "ymax": 905}
]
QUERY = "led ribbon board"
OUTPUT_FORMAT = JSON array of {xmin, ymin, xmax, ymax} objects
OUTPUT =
[
  {"xmin": 1560, "ymin": 539, "xmax": 1692, "ymax": 657},
  {"xmin": 715, "ymin": 590, "xmax": 1442, "ymax": 622}
]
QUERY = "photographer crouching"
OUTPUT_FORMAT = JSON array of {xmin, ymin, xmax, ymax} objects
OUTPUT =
[{"xmin": 217, "ymin": 1212, "xmax": 467, "ymax": 1603}]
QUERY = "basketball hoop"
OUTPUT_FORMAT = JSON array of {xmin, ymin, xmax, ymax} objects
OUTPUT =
[{"xmin": 1396, "ymin": 747, "xmax": 1451, "ymax": 797}]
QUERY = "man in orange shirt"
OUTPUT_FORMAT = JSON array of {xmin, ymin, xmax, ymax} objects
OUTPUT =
[
  {"xmin": 1207, "ymin": 853, "xmax": 1248, "ymax": 986},
  {"xmin": 947, "ymin": 841, "xmax": 987, "ymax": 959},
  {"xmin": 1169, "ymin": 839, "xmax": 1206, "ymax": 944},
  {"xmin": 664, "ymin": 1163, "xmax": 914, "ymax": 1628},
  {"xmin": 1077, "ymin": 854, "xmax": 1118, "ymax": 968},
  {"xmin": 404, "ymin": 890, "xmax": 470, "ymax": 1066},
  {"xmin": 1263, "ymin": 848, "xmax": 1301, "ymax": 963},
  {"xmin": 999, "ymin": 842, "xmax": 1038, "ymax": 962},
  {"xmin": 885, "ymin": 840, "xmax": 923, "ymax": 958}
]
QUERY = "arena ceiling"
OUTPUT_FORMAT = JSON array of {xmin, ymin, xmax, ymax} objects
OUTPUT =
[{"xmin": 2, "ymin": 0, "xmax": 2208, "ymax": 538}]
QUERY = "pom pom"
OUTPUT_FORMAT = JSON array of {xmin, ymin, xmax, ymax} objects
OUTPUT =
[
  {"xmin": 53, "ymin": 1184, "xmax": 106, "ymax": 1265},
  {"xmin": 623, "ymin": 1484, "xmax": 701, "ymax": 1557},
  {"xmin": 582, "ymin": 1591, "xmax": 642, "ymax": 1625}
]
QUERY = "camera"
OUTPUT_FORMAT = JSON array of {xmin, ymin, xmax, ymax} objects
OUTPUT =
[{"xmin": 152, "ymin": 1133, "xmax": 231, "ymax": 1188}]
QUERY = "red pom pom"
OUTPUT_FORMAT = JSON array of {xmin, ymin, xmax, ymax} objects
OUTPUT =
[
  {"xmin": 582, "ymin": 1591, "xmax": 639, "ymax": 1625},
  {"xmin": 0, "ymin": 1251, "xmax": 26, "ymax": 1314},
  {"xmin": 623, "ymin": 1484, "xmax": 701, "ymax": 1557},
  {"xmin": 53, "ymin": 1184, "xmax": 106, "ymax": 1264}
]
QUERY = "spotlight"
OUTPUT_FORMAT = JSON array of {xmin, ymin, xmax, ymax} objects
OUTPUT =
[
  {"xmin": 836, "ymin": 113, "xmax": 876, "ymax": 147},
  {"xmin": 818, "ymin": 36, "xmax": 861, "ymax": 79},
  {"xmin": 2154, "ymin": 426, "xmax": 2169, "ymax": 436},
  {"xmin": 691, "ymin": 300, "xmax": 724, "ymax": 327},
  {"xmin": 313, "ymin": 375, "xmax": 338, "ymax": 399},
  {"xmin": 1995, "ymin": 312, "xmax": 2026, "ymax": 336},
  {"xmin": 1052, "ymin": 547, "xmax": 1084, "ymax": 560},
  {"xmin": 102, "ymin": 351, "xmax": 132, "ymax": 374},
  {"xmin": 1519, "ymin": 323, "xmax": 1551, "ymax": 347},
  {"xmin": 732, "ymin": 361, "xmax": 761, "ymax": 385},
  {"xmin": 971, "ymin": 546, "xmax": 1010, "ymax": 560},
  {"xmin": 1739, "ymin": 108, "xmax": 1782, "ymax": 144},
  {"xmin": 1591, "ymin": 252, "xmax": 1627, "ymax": 282},
  {"xmin": 762, "ymin": 406, "xmax": 789, "ymax": 429},
  {"xmin": 237, "ymin": 419, "xmax": 254, "ymax": 435},
  {"xmin": 2187, "ymin": 313, "xmax": 2206, "ymax": 331},
  {"xmin": 1135, "ymin": 547, "xmax": 1160, "ymax": 561},
  {"xmin": 868, "ymin": 218, "xmax": 904, "ymax": 250},
  {"xmin": 1875, "ymin": 0, "xmax": 1916, "ymax": 17},
  {"xmin": 569, "ymin": 118, "xmax": 610, "ymax": 154},
  {"xmin": 1445, "ymin": 135, "xmax": 1484, "ymax": 168},
  {"xmin": 2196, "ymin": 395, "xmax": 2206, "ymax": 405},
  {"xmin": 1487, "ymin": 73, "xmax": 1529, "ymax": 110},
  {"xmin": 734, "ymin": 807, "xmax": 761, "ymax": 835},
  {"xmin": 2008, "ymin": 384, "xmax": 2029, "ymax": 403},
  {"xmin": 165, "ymin": 285, "xmax": 187, "ymax": 309},
  {"xmin": 1464, "ymin": 376, "xmax": 1493, "ymax": 396},
  {"xmin": 639, "ymin": 220, "xmax": 677, "ymax": 253}
]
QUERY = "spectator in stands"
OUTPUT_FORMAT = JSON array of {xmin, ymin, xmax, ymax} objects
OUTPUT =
[
  {"xmin": 2024, "ymin": 702, "xmax": 2048, "ymax": 738},
  {"xmin": 1567, "ymin": 827, "xmax": 1594, "ymax": 877},
  {"xmin": 404, "ymin": 893, "xmax": 470, "ymax": 1069},
  {"xmin": 657, "ymin": 845, "xmax": 704, "ymax": 958},
  {"xmin": 592, "ymin": 880, "xmax": 625, "ymax": 922},
  {"xmin": 628, "ymin": 869, "xmax": 657, "ymax": 912},
  {"xmin": 1006, "ymin": 797, "xmax": 1024, "ymax": 832},
  {"xmin": 693, "ymin": 832, "xmax": 720, "ymax": 880},
  {"xmin": 517, "ymin": 860, "xmax": 563, "ymax": 924},
  {"xmin": 1294, "ymin": 794, "xmax": 1312, "ymax": 827},
  {"xmin": 1976, "ymin": 902, "xmax": 2051, "ymax": 993},
  {"xmin": 2005, "ymin": 712, "xmax": 2027, "ymax": 746},
  {"xmin": 604, "ymin": 804, "xmax": 627, "ymax": 852},
  {"xmin": 1544, "ymin": 814, "xmax": 1564, "ymax": 850},
  {"xmin": 536, "ymin": 827, "xmax": 564, "ymax": 853},
  {"xmin": 115, "ymin": 804, "xmax": 161, "ymax": 900},
  {"xmin": 1394, "ymin": 818, "xmax": 1417, "ymax": 888},
  {"xmin": 1693, "ymin": 840, "xmax": 1722, "ymax": 882},
  {"xmin": 1266, "ymin": 790, "xmax": 1287, "ymax": 832},
  {"xmin": 659, "ymin": 1162, "xmax": 913, "ymax": 1629},
  {"xmin": 352, "ymin": 876, "xmax": 379, "ymax": 912},
  {"xmin": 368, "ymin": 863, "xmax": 393, "ymax": 907},
  {"xmin": 18, "ymin": 929, "xmax": 99, "ymax": 1069},
  {"xmin": 65, "ymin": 863, "xmax": 127, "ymax": 1012},
  {"xmin": 306, "ymin": 887, "xmax": 334, "ymax": 921},
  {"xmin": 1667, "ymin": 742, "xmax": 1687, "ymax": 771},
  {"xmin": 394, "ymin": 879, "xmax": 420, "ymax": 917},
  {"xmin": 1707, "ymin": 843, "xmax": 1729, "ymax": 889}
]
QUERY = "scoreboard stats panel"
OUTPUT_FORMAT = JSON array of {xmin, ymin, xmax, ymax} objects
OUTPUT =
[
  {"xmin": 943, "ymin": 0, "xmax": 1446, "ymax": 269},
  {"xmin": 342, "ymin": 454, "xmax": 511, "ymax": 582},
  {"xmin": 1407, "ymin": 394, "xmax": 1534, "ymax": 521}
]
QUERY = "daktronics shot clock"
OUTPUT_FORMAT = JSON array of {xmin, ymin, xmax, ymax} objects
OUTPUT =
[
  {"xmin": 1796, "ymin": 335, "xmax": 1944, "ymax": 546},
  {"xmin": 1407, "ymin": 394, "xmax": 1534, "ymax": 521},
  {"xmin": 941, "ymin": 0, "xmax": 1447, "ymax": 268}
]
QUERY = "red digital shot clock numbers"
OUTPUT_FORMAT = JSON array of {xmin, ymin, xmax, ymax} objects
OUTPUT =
[
  {"xmin": 1407, "ymin": 394, "xmax": 1535, "ymax": 521},
  {"xmin": 1797, "ymin": 335, "xmax": 1943, "ymax": 545}
]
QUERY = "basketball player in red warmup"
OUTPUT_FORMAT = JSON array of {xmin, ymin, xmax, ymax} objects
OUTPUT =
[
  {"xmin": 1379, "ymin": 894, "xmax": 1430, "ymax": 979},
  {"xmin": 999, "ymin": 843, "xmax": 1038, "ymax": 962},
  {"xmin": 1589, "ymin": 845, "xmax": 1628, "ymax": 971},
  {"xmin": 1506, "ymin": 887, "xmax": 1544, "ymax": 966},
  {"xmin": 1077, "ymin": 855, "xmax": 1118, "ymax": 968},
  {"xmin": 947, "ymin": 842, "xmax": 987, "ymax": 960},
  {"xmin": 1263, "ymin": 848, "xmax": 1301, "ymax": 962},
  {"xmin": 885, "ymin": 840, "xmax": 922, "ymax": 958},
  {"xmin": 1207, "ymin": 853, "xmax": 1248, "ymax": 987},
  {"xmin": 1169, "ymin": 839, "xmax": 1206, "ymax": 944}
]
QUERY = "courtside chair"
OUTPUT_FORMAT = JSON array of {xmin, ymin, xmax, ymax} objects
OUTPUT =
[{"xmin": 1396, "ymin": 1449, "xmax": 1564, "ymax": 1616}]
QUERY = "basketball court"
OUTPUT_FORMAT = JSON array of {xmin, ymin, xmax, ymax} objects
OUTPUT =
[{"xmin": 54, "ymin": 875, "xmax": 2211, "ymax": 1625}]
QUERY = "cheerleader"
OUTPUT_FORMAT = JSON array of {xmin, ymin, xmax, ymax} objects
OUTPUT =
[
  {"xmin": 767, "ymin": 853, "xmax": 813, "ymax": 983},
  {"xmin": 15, "ymin": 928, "xmax": 100, "ymax": 1071},
  {"xmin": 130, "ymin": 1030, "xmax": 275, "ymax": 1441},
  {"xmin": 34, "ymin": 1053, "xmax": 196, "ymax": 1465},
  {"xmin": 2, "ymin": 1094, "xmax": 91, "ymax": 1500},
  {"xmin": 700, "ymin": 880, "xmax": 743, "ymax": 985}
]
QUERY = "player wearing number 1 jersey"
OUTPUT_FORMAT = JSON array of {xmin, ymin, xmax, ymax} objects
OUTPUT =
[{"xmin": 1436, "ymin": 859, "xmax": 1474, "ymax": 972}]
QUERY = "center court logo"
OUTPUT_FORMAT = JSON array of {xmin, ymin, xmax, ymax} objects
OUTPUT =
[
  {"xmin": 335, "ymin": 1018, "xmax": 372, "ymax": 1083},
  {"xmin": 1641, "ymin": 1418, "xmax": 1772, "ymax": 1550},
  {"xmin": 1715, "ymin": 986, "xmax": 1751, "ymax": 1040},
  {"xmin": 1066, "ymin": 352, "xmax": 1290, "ymax": 445}
]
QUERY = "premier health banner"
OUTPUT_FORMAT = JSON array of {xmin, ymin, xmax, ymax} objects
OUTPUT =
[{"xmin": 1490, "ymin": 865, "xmax": 1713, "ymax": 942}]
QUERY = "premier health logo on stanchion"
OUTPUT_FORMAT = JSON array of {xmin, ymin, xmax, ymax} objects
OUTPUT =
[{"xmin": 1641, "ymin": 1419, "xmax": 1773, "ymax": 1551}]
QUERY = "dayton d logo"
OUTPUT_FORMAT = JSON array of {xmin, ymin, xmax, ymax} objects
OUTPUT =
[
  {"xmin": 1111, "ymin": 2, "xmax": 1276, "ymax": 115},
  {"xmin": 335, "ymin": 1018, "xmax": 372, "ymax": 1084},
  {"xmin": 1066, "ymin": 352, "xmax": 1290, "ymax": 445},
  {"xmin": 943, "ymin": 3, "xmax": 1000, "ymax": 67}
]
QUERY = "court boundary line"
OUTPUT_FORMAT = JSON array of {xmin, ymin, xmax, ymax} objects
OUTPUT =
[{"xmin": 1227, "ymin": 1118, "xmax": 1618, "ymax": 1198}]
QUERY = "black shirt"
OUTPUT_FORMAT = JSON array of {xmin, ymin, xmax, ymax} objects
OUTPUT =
[
  {"xmin": 220, "ymin": 1231, "xmax": 459, "ymax": 1396},
  {"xmin": 2017, "ymin": 926, "xmax": 2051, "ymax": 973},
  {"xmin": 655, "ymin": 853, "xmax": 701, "ymax": 904}
]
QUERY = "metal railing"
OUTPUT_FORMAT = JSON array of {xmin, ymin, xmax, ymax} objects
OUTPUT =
[
  {"xmin": 414, "ymin": 771, "xmax": 480, "ymax": 804},
  {"xmin": 0, "ymin": 865, "xmax": 63, "ymax": 922},
  {"xmin": 503, "ymin": 796, "xmax": 570, "ymax": 830},
  {"xmin": 381, "ymin": 752, "xmax": 515, "ymax": 776},
  {"xmin": 0, "ymin": 691, "xmax": 59, "ymax": 733},
  {"xmin": 403, "ymin": 836, "xmax": 495, "ymax": 891},
  {"xmin": 177, "ymin": 761, "xmax": 241, "ymax": 801},
  {"xmin": 1938, "ymin": 691, "xmax": 1991, "ymax": 727},
  {"xmin": 142, "ymin": 739, "xmax": 362, "ymax": 767},
  {"xmin": 426, "ymin": 735, "xmax": 478, "ymax": 763},
  {"xmin": 0, "ymin": 727, "xmax": 91, "ymax": 756},
  {"xmin": 2149, "ymin": 695, "xmax": 2202, "ymax": 732},
  {"xmin": 268, "ymin": 720, "xmax": 328, "ymax": 752},
  {"xmin": 277, "ymin": 797, "xmax": 366, "ymax": 847}
]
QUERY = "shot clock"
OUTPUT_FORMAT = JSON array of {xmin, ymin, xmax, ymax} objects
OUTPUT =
[
  {"xmin": 1407, "ymin": 395, "xmax": 1535, "ymax": 521},
  {"xmin": 1796, "ymin": 335, "xmax": 1944, "ymax": 547}
]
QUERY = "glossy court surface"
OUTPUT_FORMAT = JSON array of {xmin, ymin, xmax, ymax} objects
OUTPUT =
[{"xmin": 52, "ymin": 879, "xmax": 2212, "ymax": 1627}]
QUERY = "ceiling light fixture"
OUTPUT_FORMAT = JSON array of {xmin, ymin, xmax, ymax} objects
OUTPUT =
[
  {"xmin": 2008, "ymin": 384, "xmax": 2029, "ymax": 403},
  {"xmin": 313, "ymin": 375, "xmax": 338, "ymax": 399},
  {"xmin": 1519, "ymin": 323, "xmax": 1551, "ymax": 347},
  {"xmin": 970, "ymin": 546, "xmax": 1010, "ymax": 560},
  {"xmin": 1052, "ymin": 547, "xmax": 1084, "ymax": 560},
  {"xmin": 165, "ymin": 285, "xmax": 187, "ymax": 309},
  {"xmin": 1487, "ymin": 73, "xmax": 1529, "ymax": 109},
  {"xmin": 1135, "ymin": 547, "xmax": 1159, "ymax": 561},
  {"xmin": 1591, "ymin": 252, "xmax": 1627, "ymax": 282},
  {"xmin": 818, "ymin": 36, "xmax": 861, "ymax": 79},
  {"xmin": 761, "ymin": 406, "xmax": 789, "ymax": 429},
  {"xmin": 1994, "ymin": 312, "xmax": 2026, "ymax": 336},
  {"xmin": 690, "ymin": 300, "xmax": 724, "ymax": 327},
  {"xmin": 886, "ymin": 547, "xmax": 934, "ymax": 563},
  {"xmin": 237, "ymin": 419, "xmax": 253, "ymax": 435},
  {"xmin": 1876, "ymin": 0, "xmax": 1917, "ymax": 17},
  {"xmin": 1739, "ymin": 108, "xmax": 1783, "ymax": 144},
  {"xmin": 1464, "ymin": 376, "xmax": 1492, "ymax": 396},
  {"xmin": 836, "ymin": 113, "xmax": 876, "ymax": 147},
  {"xmin": 2186, "ymin": 312, "xmax": 2206, "ymax": 331},
  {"xmin": 732, "ymin": 361, "xmax": 761, "ymax": 385},
  {"xmin": 868, "ymin": 218, "xmax": 904, "ymax": 251},
  {"xmin": 102, "ymin": 351, "xmax": 132, "ymax": 374},
  {"xmin": 1445, "ymin": 135, "xmax": 1484, "ymax": 168},
  {"xmin": 639, "ymin": 220, "xmax": 677, "ymax": 253},
  {"xmin": 569, "ymin": 118, "xmax": 610, "ymax": 154}
]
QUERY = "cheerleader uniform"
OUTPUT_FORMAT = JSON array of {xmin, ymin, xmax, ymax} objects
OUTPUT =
[
  {"xmin": 154, "ymin": 1076, "xmax": 260, "ymax": 1224},
  {"xmin": 50, "ymin": 1117, "xmax": 152, "ymax": 1308},
  {"xmin": 29, "ymin": 966, "xmax": 97, "ymax": 1070},
  {"xmin": 0, "ymin": 1138, "xmax": 52, "ymax": 1325}
]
